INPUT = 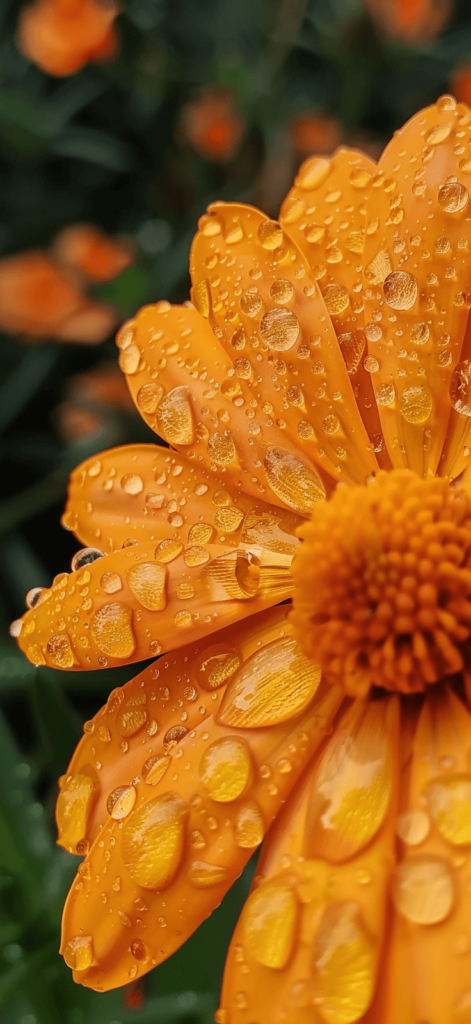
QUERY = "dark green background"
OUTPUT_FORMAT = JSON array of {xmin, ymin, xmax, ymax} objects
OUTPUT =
[{"xmin": 1, "ymin": 0, "xmax": 471, "ymax": 1021}]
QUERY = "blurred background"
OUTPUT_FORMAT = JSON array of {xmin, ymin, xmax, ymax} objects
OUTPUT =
[{"xmin": 1, "ymin": 0, "xmax": 471, "ymax": 1020}]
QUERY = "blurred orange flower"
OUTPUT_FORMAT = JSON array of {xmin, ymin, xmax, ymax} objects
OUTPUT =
[
  {"xmin": 366, "ymin": 0, "xmax": 452, "ymax": 41},
  {"xmin": 0, "ymin": 251, "xmax": 117, "ymax": 343},
  {"xmin": 450, "ymin": 65, "xmax": 471, "ymax": 109},
  {"xmin": 53, "ymin": 224, "xmax": 135, "ymax": 284},
  {"xmin": 179, "ymin": 88, "xmax": 244, "ymax": 163},
  {"xmin": 17, "ymin": 0, "xmax": 120, "ymax": 77},
  {"xmin": 56, "ymin": 362, "xmax": 136, "ymax": 442},
  {"xmin": 289, "ymin": 112, "xmax": 343, "ymax": 159}
]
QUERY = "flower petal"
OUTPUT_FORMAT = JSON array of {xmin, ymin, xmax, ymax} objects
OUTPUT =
[
  {"xmin": 218, "ymin": 695, "xmax": 399, "ymax": 1024},
  {"xmin": 280, "ymin": 148, "xmax": 391, "ymax": 467},
  {"xmin": 361, "ymin": 96, "xmax": 471, "ymax": 476},
  {"xmin": 62, "ymin": 443, "xmax": 303, "ymax": 554},
  {"xmin": 119, "ymin": 302, "xmax": 328, "ymax": 515},
  {"xmin": 59, "ymin": 608, "xmax": 343, "ymax": 991},
  {"xmin": 381, "ymin": 686, "xmax": 471, "ymax": 1023},
  {"xmin": 190, "ymin": 202, "xmax": 377, "ymax": 487},
  {"xmin": 15, "ymin": 538, "xmax": 294, "ymax": 670}
]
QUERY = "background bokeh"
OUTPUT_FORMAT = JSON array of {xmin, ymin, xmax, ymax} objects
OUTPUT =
[{"xmin": 2, "ymin": 0, "xmax": 471, "ymax": 1021}]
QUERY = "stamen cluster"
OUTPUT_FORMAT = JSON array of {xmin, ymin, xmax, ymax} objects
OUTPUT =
[{"xmin": 292, "ymin": 471, "xmax": 471, "ymax": 695}]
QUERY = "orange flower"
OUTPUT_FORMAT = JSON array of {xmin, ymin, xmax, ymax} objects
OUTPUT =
[
  {"xmin": 366, "ymin": 0, "xmax": 451, "ymax": 40},
  {"xmin": 179, "ymin": 88, "xmax": 244, "ymax": 163},
  {"xmin": 0, "ymin": 251, "xmax": 117, "ymax": 343},
  {"xmin": 17, "ymin": 0, "xmax": 119, "ymax": 77},
  {"xmin": 290, "ymin": 112, "xmax": 343, "ymax": 159},
  {"xmin": 53, "ymin": 224, "xmax": 135, "ymax": 284},
  {"xmin": 450, "ymin": 64, "xmax": 471, "ymax": 110},
  {"xmin": 56, "ymin": 362, "xmax": 136, "ymax": 441},
  {"xmin": 12, "ymin": 95, "xmax": 471, "ymax": 1020}
]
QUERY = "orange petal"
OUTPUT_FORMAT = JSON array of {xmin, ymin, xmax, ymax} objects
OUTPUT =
[
  {"xmin": 361, "ymin": 96, "xmax": 471, "ymax": 476},
  {"xmin": 384, "ymin": 686, "xmax": 471, "ymax": 1023},
  {"xmin": 190, "ymin": 202, "xmax": 377, "ymax": 487},
  {"xmin": 280, "ymin": 148, "xmax": 391, "ymax": 467},
  {"xmin": 59, "ymin": 608, "xmax": 343, "ymax": 990},
  {"xmin": 15, "ymin": 538, "xmax": 294, "ymax": 670},
  {"xmin": 62, "ymin": 443, "xmax": 303, "ymax": 554},
  {"xmin": 119, "ymin": 302, "xmax": 330, "ymax": 514},
  {"xmin": 218, "ymin": 696, "xmax": 400, "ymax": 1024}
]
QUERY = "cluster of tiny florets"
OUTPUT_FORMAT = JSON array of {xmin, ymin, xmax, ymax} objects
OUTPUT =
[{"xmin": 291, "ymin": 470, "xmax": 471, "ymax": 696}]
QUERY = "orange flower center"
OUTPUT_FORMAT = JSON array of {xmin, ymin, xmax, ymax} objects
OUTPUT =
[{"xmin": 291, "ymin": 470, "xmax": 471, "ymax": 696}]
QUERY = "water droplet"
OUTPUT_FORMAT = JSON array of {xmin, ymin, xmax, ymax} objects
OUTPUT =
[
  {"xmin": 163, "ymin": 725, "xmax": 188, "ymax": 751},
  {"xmin": 63, "ymin": 935, "xmax": 93, "ymax": 971},
  {"xmin": 71, "ymin": 548, "xmax": 104, "ymax": 572},
  {"xmin": 322, "ymin": 414, "xmax": 340, "ymax": 435},
  {"xmin": 350, "ymin": 166, "xmax": 372, "ymax": 189},
  {"xmin": 297, "ymin": 157, "xmax": 331, "ymax": 190},
  {"xmin": 218, "ymin": 636, "xmax": 321, "ymax": 728},
  {"xmin": 207, "ymin": 431, "xmax": 237, "ymax": 466},
  {"xmin": 155, "ymin": 538, "xmax": 183, "ymax": 562},
  {"xmin": 126, "ymin": 562, "xmax": 167, "ymax": 611},
  {"xmin": 242, "ymin": 880, "xmax": 298, "ymax": 968},
  {"xmin": 119, "ymin": 344, "xmax": 141, "ymax": 375},
  {"xmin": 189, "ymin": 860, "xmax": 228, "ymax": 887},
  {"xmin": 438, "ymin": 181, "xmax": 469, "ymax": 213},
  {"xmin": 258, "ymin": 220, "xmax": 283, "ymax": 250},
  {"xmin": 375, "ymin": 382, "xmax": 395, "ymax": 407},
  {"xmin": 191, "ymin": 279, "xmax": 211, "ymax": 317},
  {"xmin": 130, "ymin": 939, "xmax": 148, "ymax": 961},
  {"xmin": 100, "ymin": 571, "xmax": 123, "ymax": 594},
  {"xmin": 383, "ymin": 271, "xmax": 417, "ymax": 310},
  {"xmin": 107, "ymin": 785, "xmax": 137, "ymax": 820},
  {"xmin": 137, "ymin": 382, "xmax": 164, "ymax": 414},
  {"xmin": 196, "ymin": 645, "xmax": 241, "ymax": 691},
  {"xmin": 338, "ymin": 331, "xmax": 365, "ymax": 374},
  {"xmin": 26, "ymin": 586, "xmax": 47, "ymax": 609},
  {"xmin": 426, "ymin": 123, "xmax": 452, "ymax": 145},
  {"xmin": 56, "ymin": 764, "xmax": 98, "ymax": 851},
  {"xmin": 214, "ymin": 506, "xmax": 244, "ymax": 532},
  {"xmin": 270, "ymin": 279, "xmax": 294, "ymax": 304},
  {"xmin": 450, "ymin": 361, "xmax": 471, "ymax": 416},
  {"xmin": 399, "ymin": 385, "xmax": 433, "ymax": 424},
  {"xmin": 344, "ymin": 230, "xmax": 365, "ymax": 254},
  {"xmin": 260, "ymin": 308, "xmax": 300, "ymax": 351},
  {"xmin": 199, "ymin": 736, "xmax": 252, "ymax": 802},
  {"xmin": 235, "ymin": 801, "xmax": 264, "ymax": 847},
  {"xmin": 240, "ymin": 289, "xmax": 263, "ymax": 317},
  {"xmin": 264, "ymin": 447, "xmax": 325, "ymax": 513},
  {"xmin": 156, "ymin": 387, "xmax": 194, "ymax": 445},
  {"xmin": 323, "ymin": 283, "xmax": 350, "ymax": 315},
  {"xmin": 121, "ymin": 791, "xmax": 188, "ymax": 890},
  {"xmin": 311, "ymin": 902, "xmax": 374, "ymax": 1023},
  {"xmin": 184, "ymin": 545, "xmax": 210, "ymax": 566},
  {"xmin": 426, "ymin": 774, "xmax": 471, "ymax": 845},
  {"xmin": 46, "ymin": 633, "xmax": 75, "ymax": 668},
  {"xmin": 393, "ymin": 855, "xmax": 454, "ymax": 924},
  {"xmin": 121, "ymin": 474, "xmax": 144, "ymax": 496},
  {"xmin": 396, "ymin": 810, "xmax": 430, "ymax": 846},
  {"xmin": 91, "ymin": 602, "xmax": 136, "ymax": 659},
  {"xmin": 305, "ymin": 222, "xmax": 325, "ymax": 244},
  {"xmin": 142, "ymin": 754, "xmax": 171, "ymax": 785},
  {"xmin": 117, "ymin": 708, "xmax": 147, "ymax": 737}
]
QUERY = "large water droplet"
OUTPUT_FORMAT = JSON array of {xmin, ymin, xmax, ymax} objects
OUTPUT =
[
  {"xmin": 399, "ymin": 385, "xmax": 433, "ymax": 424},
  {"xmin": 258, "ymin": 220, "xmax": 283, "ymax": 250},
  {"xmin": 46, "ymin": 633, "xmax": 75, "ymax": 668},
  {"xmin": 297, "ymin": 157, "xmax": 331, "ymax": 190},
  {"xmin": 63, "ymin": 935, "xmax": 93, "ymax": 971},
  {"xmin": 119, "ymin": 344, "xmax": 141, "ymax": 375},
  {"xmin": 383, "ymin": 271, "xmax": 417, "ymax": 310},
  {"xmin": 426, "ymin": 774, "xmax": 471, "ymax": 845},
  {"xmin": 126, "ymin": 562, "xmax": 167, "ymax": 611},
  {"xmin": 91, "ymin": 603, "xmax": 136, "ymax": 659},
  {"xmin": 217, "ymin": 636, "xmax": 321, "ymax": 728},
  {"xmin": 311, "ymin": 902, "xmax": 374, "ymax": 1024},
  {"xmin": 121, "ymin": 791, "xmax": 188, "ymax": 890},
  {"xmin": 270, "ymin": 279, "xmax": 294, "ymax": 304},
  {"xmin": 199, "ymin": 736, "xmax": 252, "ymax": 802},
  {"xmin": 156, "ymin": 386, "xmax": 194, "ymax": 445},
  {"xmin": 107, "ymin": 785, "xmax": 137, "ymax": 820},
  {"xmin": 323, "ymin": 284, "xmax": 350, "ymax": 316},
  {"xmin": 56, "ymin": 764, "xmax": 98, "ymax": 852},
  {"xmin": 235, "ymin": 801, "xmax": 265, "ymax": 847},
  {"xmin": 392, "ymin": 855, "xmax": 454, "ymax": 924},
  {"xmin": 260, "ymin": 308, "xmax": 300, "ymax": 351},
  {"xmin": 207, "ymin": 431, "xmax": 237, "ymax": 466},
  {"xmin": 264, "ymin": 447, "xmax": 325, "ymax": 513},
  {"xmin": 121, "ymin": 474, "xmax": 144, "ymax": 495},
  {"xmin": 450, "ymin": 360, "xmax": 471, "ymax": 416},
  {"xmin": 438, "ymin": 181, "xmax": 469, "ymax": 213},
  {"xmin": 142, "ymin": 754, "xmax": 171, "ymax": 785},
  {"xmin": 196, "ymin": 645, "xmax": 241, "ymax": 690},
  {"xmin": 71, "ymin": 548, "xmax": 104, "ymax": 572},
  {"xmin": 137, "ymin": 382, "xmax": 164, "ymax": 414},
  {"xmin": 242, "ymin": 880, "xmax": 298, "ymax": 968},
  {"xmin": 189, "ymin": 860, "xmax": 228, "ymax": 887}
]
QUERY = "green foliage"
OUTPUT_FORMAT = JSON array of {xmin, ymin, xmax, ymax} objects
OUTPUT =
[{"xmin": 1, "ymin": 0, "xmax": 471, "ymax": 1019}]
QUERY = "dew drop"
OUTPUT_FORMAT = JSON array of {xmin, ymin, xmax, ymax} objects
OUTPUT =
[
  {"xmin": 297, "ymin": 157, "xmax": 331, "ymax": 190},
  {"xmin": 107, "ymin": 785, "xmax": 137, "ymax": 820},
  {"xmin": 392, "ymin": 855, "xmax": 454, "ymax": 924},
  {"xmin": 438, "ymin": 181, "xmax": 469, "ymax": 214},
  {"xmin": 199, "ymin": 736, "xmax": 252, "ymax": 802},
  {"xmin": 121, "ymin": 792, "xmax": 188, "ymax": 890},
  {"xmin": 126, "ymin": 562, "xmax": 167, "ymax": 611},
  {"xmin": 399, "ymin": 385, "xmax": 433, "ymax": 424},
  {"xmin": 259, "ymin": 308, "xmax": 300, "ymax": 351},
  {"xmin": 258, "ymin": 220, "xmax": 283, "ymax": 250},
  {"xmin": 119, "ymin": 344, "xmax": 141, "ymax": 375},
  {"xmin": 264, "ymin": 447, "xmax": 325, "ymax": 513},
  {"xmin": 383, "ymin": 271, "xmax": 417, "ymax": 311},
  {"xmin": 156, "ymin": 386, "xmax": 194, "ymax": 445},
  {"xmin": 136, "ymin": 382, "xmax": 164, "ymax": 414}
]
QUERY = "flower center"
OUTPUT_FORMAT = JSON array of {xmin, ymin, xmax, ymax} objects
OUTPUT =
[{"xmin": 291, "ymin": 470, "xmax": 471, "ymax": 696}]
